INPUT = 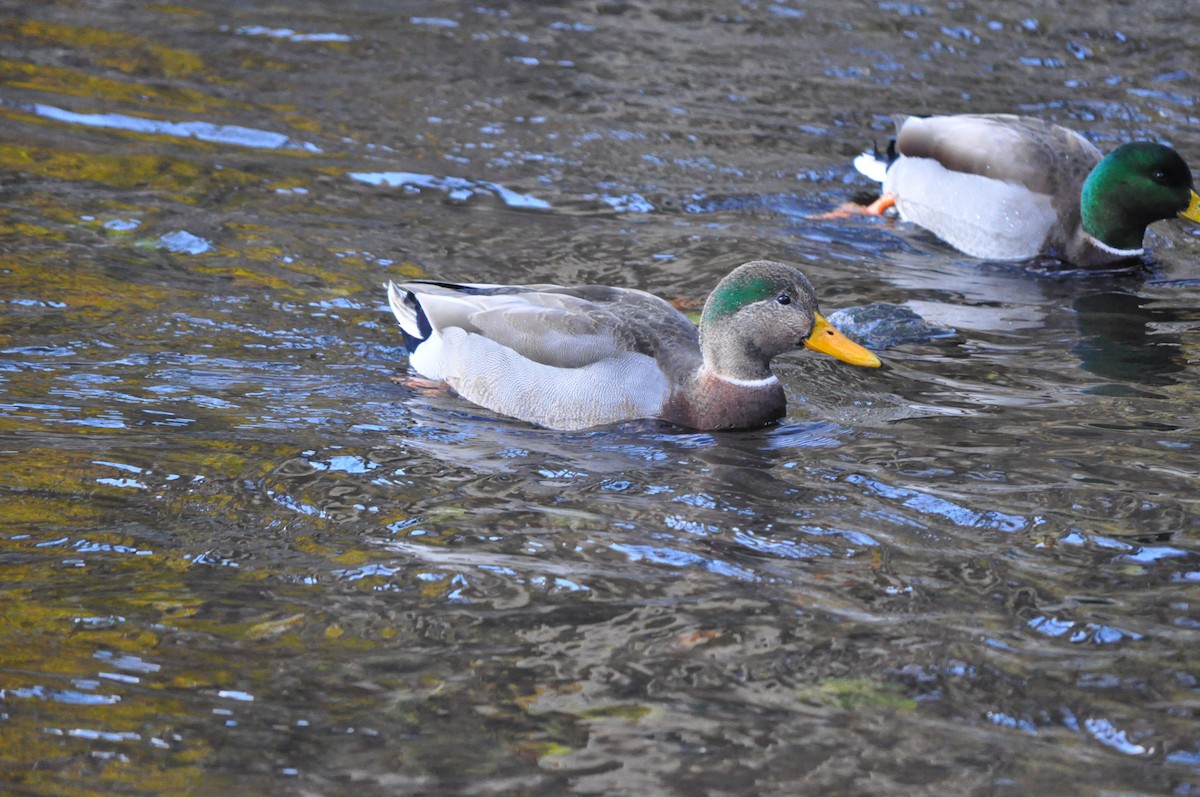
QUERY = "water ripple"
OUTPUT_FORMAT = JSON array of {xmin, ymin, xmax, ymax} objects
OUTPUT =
[{"xmin": 348, "ymin": 170, "xmax": 551, "ymax": 209}]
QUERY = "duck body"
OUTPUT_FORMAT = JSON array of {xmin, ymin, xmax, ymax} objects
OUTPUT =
[
  {"xmin": 855, "ymin": 114, "xmax": 1200, "ymax": 267},
  {"xmin": 386, "ymin": 260, "xmax": 879, "ymax": 431}
]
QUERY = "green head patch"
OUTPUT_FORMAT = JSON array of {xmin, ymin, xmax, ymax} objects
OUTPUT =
[{"xmin": 702, "ymin": 275, "xmax": 779, "ymax": 324}]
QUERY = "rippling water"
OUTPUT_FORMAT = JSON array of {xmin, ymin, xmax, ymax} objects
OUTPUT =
[{"xmin": 2, "ymin": 1, "xmax": 1199, "ymax": 794}]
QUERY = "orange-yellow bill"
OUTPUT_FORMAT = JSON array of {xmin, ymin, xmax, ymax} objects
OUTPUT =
[
  {"xmin": 804, "ymin": 313, "xmax": 882, "ymax": 368},
  {"xmin": 1181, "ymin": 189, "xmax": 1200, "ymax": 223}
]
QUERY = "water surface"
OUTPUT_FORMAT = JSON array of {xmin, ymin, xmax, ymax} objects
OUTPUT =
[{"xmin": 2, "ymin": 1, "xmax": 1200, "ymax": 795}]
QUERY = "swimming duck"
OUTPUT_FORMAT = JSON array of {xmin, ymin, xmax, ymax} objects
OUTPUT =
[
  {"xmin": 848, "ymin": 114, "xmax": 1200, "ymax": 267},
  {"xmin": 385, "ymin": 259, "xmax": 881, "ymax": 431}
]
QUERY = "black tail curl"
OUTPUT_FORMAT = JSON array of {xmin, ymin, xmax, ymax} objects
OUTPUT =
[{"xmin": 400, "ymin": 290, "xmax": 433, "ymax": 352}]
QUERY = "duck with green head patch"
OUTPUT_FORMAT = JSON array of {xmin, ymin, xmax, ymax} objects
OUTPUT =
[
  {"xmin": 386, "ymin": 259, "xmax": 880, "ymax": 431},
  {"xmin": 845, "ymin": 114, "xmax": 1200, "ymax": 267}
]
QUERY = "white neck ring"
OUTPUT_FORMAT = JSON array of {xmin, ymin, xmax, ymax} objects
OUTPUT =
[
  {"xmin": 704, "ymin": 369, "xmax": 779, "ymax": 389},
  {"xmin": 1083, "ymin": 231, "xmax": 1143, "ymax": 259}
]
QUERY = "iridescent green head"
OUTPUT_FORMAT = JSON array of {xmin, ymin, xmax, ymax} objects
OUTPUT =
[
  {"xmin": 1081, "ymin": 142, "xmax": 1199, "ymax": 250},
  {"xmin": 701, "ymin": 267, "xmax": 811, "ymax": 326}
]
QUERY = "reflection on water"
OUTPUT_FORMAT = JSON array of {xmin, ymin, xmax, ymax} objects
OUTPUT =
[
  {"xmin": 2, "ymin": 0, "xmax": 1200, "ymax": 795},
  {"xmin": 1072, "ymin": 291, "xmax": 1187, "ymax": 387},
  {"xmin": 15, "ymin": 100, "xmax": 322, "ymax": 151},
  {"xmin": 348, "ymin": 170, "xmax": 553, "ymax": 209}
]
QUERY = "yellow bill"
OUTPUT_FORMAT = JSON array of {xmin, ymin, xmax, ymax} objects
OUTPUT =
[
  {"xmin": 804, "ymin": 313, "xmax": 881, "ymax": 368},
  {"xmin": 1181, "ymin": 189, "xmax": 1200, "ymax": 223}
]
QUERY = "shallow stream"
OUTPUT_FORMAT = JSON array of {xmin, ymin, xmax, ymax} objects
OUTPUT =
[{"xmin": 2, "ymin": 1, "xmax": 1200, "ymax": 794}]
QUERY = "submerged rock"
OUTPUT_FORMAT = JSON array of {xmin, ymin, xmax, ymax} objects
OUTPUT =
[
  {"xmin": 826, "ymin": 302, "xmax": 955, "ymax": 349},
  {"xmin": 156, "ymin": 230, "xmax": 214, "ymax": 255}
]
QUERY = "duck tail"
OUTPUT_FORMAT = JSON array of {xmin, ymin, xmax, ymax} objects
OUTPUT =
[
  {"xmin": 852, "ymin": 139, "xmax": 897, "ymax": 184},
  {"xmin": 385, "ymin": 281, "xmax": 432, "ymax": 352}
]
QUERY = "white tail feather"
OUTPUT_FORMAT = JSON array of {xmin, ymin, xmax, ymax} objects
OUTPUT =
[
  {"xmin": 385, "ymin": 281, "xmax": 423, "ymax": 339},
  {"xmin": 853, "ymin": 150, "xmax": 889, "ymax": 184}
]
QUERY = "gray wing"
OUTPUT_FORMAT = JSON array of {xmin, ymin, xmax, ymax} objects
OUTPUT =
[
  {"xmin": 398, "ymin": 282, "xmax": 703, "ymax": 376},
  {"xmin": 895, "ymin": 114, "xmax": 1103, "ymax": 197}
]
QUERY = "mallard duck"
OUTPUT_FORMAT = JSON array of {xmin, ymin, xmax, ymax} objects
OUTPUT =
[
  {"xmin": 385, "ymin": 259, "xmax": 880, "ymax": 431},
  {"xmin": 849, "ymin": 114, "xmax": 1200, "ymax": 267}
]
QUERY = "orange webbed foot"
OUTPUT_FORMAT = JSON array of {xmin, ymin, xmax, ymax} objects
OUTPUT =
[
  {"xmin": 863, "ymin": 192, "xmax": 896, "ymax": 215},
  {"xmin": 390, "ymin": 374, "xmax": 448, "ymax": 391},
  {"xmin": 809, "ymin": 192, "xmax": 896, "ymax": 219}
]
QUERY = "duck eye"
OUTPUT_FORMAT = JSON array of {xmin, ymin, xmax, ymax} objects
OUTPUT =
[
  {"xmin": 776, "ymin": 294, "xmax": 791, "ymax": 306},
  {"xmin": 1152, "ymin": 169, "xmax": 1167, "ymax": 184}
]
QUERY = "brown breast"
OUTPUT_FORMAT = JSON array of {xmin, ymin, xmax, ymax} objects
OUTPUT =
[{"xmin": 661, "ymin": 372, "xmax": 787, "ymax": 431}]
